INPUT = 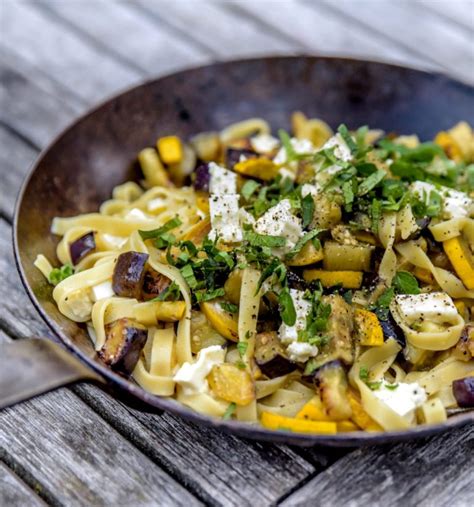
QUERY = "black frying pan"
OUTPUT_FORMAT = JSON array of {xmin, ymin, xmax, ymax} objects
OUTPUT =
[{"xmin": 4, "ymin": 56, "xmax": 474, "ymax": 446}]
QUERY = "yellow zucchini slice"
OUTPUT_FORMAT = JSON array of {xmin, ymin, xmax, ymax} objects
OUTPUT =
[
  {"xmin": 303, "ymin": 269, "xmax": 363, "ymax": 289},
  {"xmin": 201, "ymin": 300, "xmax": 239, "ymax": 342},
  {"xmin": 233, "ymin": 158, "xmax": 279, "ymax": 181},
  {"xmin": 323, "ymin": 241, "xmax": 373, "ymax": 272},
  {"xmin": 296, "ymin": 396, "xmax": 330, "ymax": 421},
  {"xmin": 354, "ymin": 309, "xmax": 384, "ymax": 347},
  {"xmin": 157, "ymin": 136, "xmax": 183, "ymax": 165},
  {"xmin": 347, "ymin": 390, "xmax": 382, "ymax": 431},
  {"xmin": 260, "ymin": 412, "xmax": 337, "ymax": 434},
  {"xmin": 443, "ymin": 236, "xmax": 474, "ymax": 289},
  {"xmin": 208, "ymin": 363, "xmax": 255, "ymax": 406},
  {"xmin": 287, "ymin": 241, "xmax": 324, "ymax": 267},
  {"xmin": 413, "ymin": 266, "xmax": 435, "ymax": 285}
]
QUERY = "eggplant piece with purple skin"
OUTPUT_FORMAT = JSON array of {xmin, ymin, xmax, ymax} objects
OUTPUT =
[
  {"xmin": 142, "ymin": 267, "xmax": 171, "ymax": 301},
  {"xmin": 99, "ymin": 318, "xmax": 147, "ymax": 374},
  {"xmin": 255, "ymin": 331, "xmax": 296, "ymax": 378},
  {"xmin": 453, "ymin": 377, "xmax": 474, "ymax": 407},
  {"xmin": 70, "ymin": 231, "xmax": 96, "ymax": 265},
  {"xmin": 112, "ymin": 251, "xmax": 149, "ymax": 299},
  {"xmin": 225, "ymin": 147, "xmax": 257, "ymax": 168},
  {"xmin": 193, "ymin": 163, "xmax": 211, "ymax": 192},
  {"xmin": 379, "ymin": 314, "xmax": 406, "ymax": 347}
]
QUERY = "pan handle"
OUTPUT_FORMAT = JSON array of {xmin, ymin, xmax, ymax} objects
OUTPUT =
[{"xmin": 0, "ymin": 338, "xmax": 104, "ymax": 410}]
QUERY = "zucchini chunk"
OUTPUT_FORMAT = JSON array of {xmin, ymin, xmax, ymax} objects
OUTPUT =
[
  {"xmin": 100, "ymin": 318, "xmax": 147, "ymax": 374},
  {"xmin": 208, "ymin": 363, "xmax": 255, "ymax": 405},
  {"xmin": 323, "ymin": 241, "xmax": 373, "ymax": 272},
  {"xmin": 255, "ymin": 331, "xmax": 296, "ymax": 378},
  {"xmin": 314, "ymin": 360, "xmax": 352, "ymax": 420}
]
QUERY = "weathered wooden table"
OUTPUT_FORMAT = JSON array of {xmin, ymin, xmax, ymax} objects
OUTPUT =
[{"xmin": 1, "ymin": 1, "xmax": 473, "ymax": 505}]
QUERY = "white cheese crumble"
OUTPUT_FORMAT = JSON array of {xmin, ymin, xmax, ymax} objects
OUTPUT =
[
  {"xmin": 254, "ymin": 199, "xmax": 302, "ymax": 250},
  {"xmin": 320, "ymin": 133, "xmax": 352, "ymax": 162},
  {"xmin": 279, "ymin": 289, "xmax": 311, "ymax": 345},
  {"xmin": 209, "ymin": 194, "xmax": 242, "ymax": 243},
  {"xmin": 372, "ymin": 381, "xmax": 427, "ymax": 418},
  {"xmin": 66, "ymin": 290, "xmax": 93, "ymax": 320},
  {"xmin": 91, "ymin": 280, "xmax": 115, "ymax": 301},
  {"xmin": 286, "ymin": 341, "xmax": 318, "ymax": 363},
  {"xmin": 278, "ymin": 167, "xmax": 296, "ymax": 181},
  {"xmin": 390, "ymin": 292, "xmax": 459, "ymax": 327},
  {"xmin": 238, "ymin": 207, "xmax": 256, "ymax": 226},
  {"xmin": 250, "ymin": 133, "xmax": 279, "ymax": 154},
  {"xmin": 173, "ymin": 345, "xmax": 225, "ymax": 396},
  {"xmin": 410, "ymin": 181, "xmax": 472, "ymax": 219},
  {"xmin": 301, "ymin": 183, "xmax": 321, "ymax": 198},
  {"xmin": 208, "ymin": 162, "xmax": 238, "ymax": 195},
  {"xmin": 273, "ymin": 137, "xmax": 315, "ymax": 164}
]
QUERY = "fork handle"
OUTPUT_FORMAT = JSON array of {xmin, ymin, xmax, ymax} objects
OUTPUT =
[{"xmin": 0, "ymin": 338, "xmax": 103, "ymax": 409}]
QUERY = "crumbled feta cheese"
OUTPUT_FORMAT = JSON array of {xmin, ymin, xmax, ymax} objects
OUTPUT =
[
  {"xmin": 66, "ymin": 290, "xmax": 93, "ymax": 320},
  {"xmin": 238, "ymin": 207, "xmax": 256, "ymax": 226},
  {"xmin": 320, "ymin": 133, "xmax": 352, "ymax": 162},
  {"xmin": 124, "ymin": 208, "xmax": 151, "ymax": 221},
  {"xmin": 279, "ymin": 289, "xmax": 311, "ymax": 345},
  {"xmin": 301, "ymin": 183, "xmax": 320, "ymax": 198},
  {"xmin": 208, "ymin": 162, "xmax": 237, "ymax": 195},
  {"xmin": 173, "ymin": 345, "xmax": 225, "ymax": 395},
  {"xmin": 91, "ymin": 280, "xmax": 115, "ymax": 301},
  {"xmin": 372, "ymin": 381, "xmax": 427, "ymax": 418},
  {"xmin": 410, "ymin": 181, "xmax": 472, "ymax": 219},
  {"xmin": 273, "ymin": 137, "xmax": 315, "ymax": 164},
  {"xmin": 390, "ymin": 292, "xmax": 459, "ymax": 327},
  {"xmin": 286, "ymin": 341, "xmax": 318, "ymax": 363},
  {"xmin": 209, "ymin": 194, "xmax": 242, "ymax": 242},
  {"xmin": 254, "ymin": 199, "xmax": 302, "ymax": 250},
  {"xmin": 250, "ymin": 133, "xmax": 279, "ymax": 154},
  {"xmin": 102, "ymin": 234, "xmax": 127, "ymax": 248},
  {"xmin": 278, "ymin": 167, "xmax": 296, "ymax": 181}
]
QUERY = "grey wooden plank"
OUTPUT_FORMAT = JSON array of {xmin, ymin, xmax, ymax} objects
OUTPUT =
[
  {"xmin": 225, "ymin": 0, "xmax": 438, "ymax": 71},
  {"xmin": 0, "ymin": 462, "xmax": 48, "ymax": 507},
  {"xmin": 318, "ymin": 0, "xmax": 474, "ymax": 84},
  {"xmin": 0, "ymin": 49, "xmax": 83, "ymax": 146},
  {"xmin": 132, "ymin": 0, "xmax": 302, "ymax": 57},
  {"xmin": 0, "ymin": 387, "xmax": 202, "ymax": 507},
  {"xmin": 35, "ymin": 0, "xmax": 211, "ymax": 74},
  {"xmin": 76, "ymin": 384, "xmax": 316, "ymax": 507},
  {"xmin": 281, "ymin": 425, "xmax": 474, "ymax": 507},
  {"xmin": 1, "ymin": 0, "xmax": 142, "ymax": 103}
]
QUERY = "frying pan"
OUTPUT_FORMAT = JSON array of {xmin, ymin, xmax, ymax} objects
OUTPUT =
[{"xmin": 3, "ymin": 56, "xmax": 474, "ymax": 446}]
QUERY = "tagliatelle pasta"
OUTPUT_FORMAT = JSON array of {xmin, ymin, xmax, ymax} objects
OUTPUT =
[{"xmin": 35, "ymin": 115, "xmax": 474, "ymax": 434}]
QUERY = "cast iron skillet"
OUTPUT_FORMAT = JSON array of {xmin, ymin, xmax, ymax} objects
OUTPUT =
[{"xmin": 4, "ymin": 56, "xmax": 474, "ymax": 447}]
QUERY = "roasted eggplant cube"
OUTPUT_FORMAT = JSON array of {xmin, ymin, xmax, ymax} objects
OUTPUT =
[
  {"xmin": 193, "ymin": 163, "xmax": 211, "ymax": 192},
  {"xmin": 142, "ymin": 267, "xmax": 171, "ymax": 301},
  {"xmin": 379, "ymin": 314, "xmax": 405, "ymax": 347},
  {"xmin": 70, "ymin": 232, "xmax": 96, "ymax": 265},
  {"xmin": 314, "ymin": 360, "xmax": 352, "ymax": 420},
  {"xmin": 453, "ymin": 377, "xmax": 474, "ymax": 408},
  {"xmin": 112, "ymin": 251, "xmax": 149, "ymax": 299},
  {"xmin": 100, "ymin": 318, "xmax": 147, "ymax": 374},
  {"xmin": 255, "ymin": 331, "xmax": 296, "ymax": 378},
  {"xmin": 225, "ymin": 147, "xmax": 257, "ymax": 168}
]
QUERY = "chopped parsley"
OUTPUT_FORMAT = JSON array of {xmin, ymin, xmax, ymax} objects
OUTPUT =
[
  {"xmin": 48, "ymin": 263, "xmax": 74, "ymax": 286},
  {"xmin": 222, "ymin": 402, "xmax": 236, "ymax": 420}
]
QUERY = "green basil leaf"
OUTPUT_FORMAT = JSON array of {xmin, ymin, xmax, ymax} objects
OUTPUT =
[
  {"xmin": 279, "ymin": 288, "xmax": 297, "ymax": 326},
  {"xmin": 241, "ymin": 179, "xmax": 261, "ymax": 201},
  {"xmin": 301, "ymin": 193, "xmax": 315, "ymax": 229},
  {"xmin": 139, "ymin": 216, "xmax": 182, "ymax": 241},
  {"xmin": 244, "ymin": 230, "xmax": 287, "ymax": 248},
  {"xmin": 337, "ymin": 124, "xmax": 357, "ymax": 153},
  {"xmin": 285, "ymin": 229, "xmax": 322, "ymax": 259},
  {"xmin": 358, "ymin": 169, "xmax": 386, "ymax": 195},
  {"xmin": 220, "ymin": 301, "xmax": 238, "ymax": 314},
  {"xmin": 393, "ymin": 271, "xmax": 420, "ymax": 295}
]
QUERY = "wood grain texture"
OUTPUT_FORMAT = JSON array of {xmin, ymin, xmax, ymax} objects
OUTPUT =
[
  {"xmin": 319, "ymin": 0, "xmax": 474, "ymax": 84},
  {"xmin": 281, "ymin": 425, "xmax": 474, "ymax": 507},
  {"xmin": 0, "ymin": 462, "xmax": 48, "ymax": 507}
]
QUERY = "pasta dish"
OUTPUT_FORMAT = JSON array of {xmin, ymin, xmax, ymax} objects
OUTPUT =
[{"xmin": 34, "ymin": 113, "xmax": 474, "ymax": 434}]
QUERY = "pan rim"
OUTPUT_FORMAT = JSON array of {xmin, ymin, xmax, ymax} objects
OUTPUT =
[{"xmin": 13, "ymin": 54, "xmax": 474, "ymax": 446}]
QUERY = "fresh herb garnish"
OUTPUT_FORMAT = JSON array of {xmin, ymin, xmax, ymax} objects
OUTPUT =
[
  {"xmin": 150, "ymin": 281, "xmax": 181, "ymax": 302},
  {"xmin": 223, "ymin": 402, "xmax": 236, "ymax": 420},
  {"xmin": 337, "ymin": 124, "xmax": 357, "ymax": 154},
  {"xmin": 359, "ymin": 366, "xmax": 369, "ymax": 382},
  {"xmin": 393, "ymin": 271, "xmax": 420, "ymax": 295},
  {"xmin": 48, "ymin": 263, "xmax": 74, "ymax": 286},
  {"xmin": 279, "ymin": 287, "xmax": 297, "ymax": 326},
  {"xmin": 241, "ymin": 179, "xmax": 261, "ymax": 201},
  {"xmin": 301, "ymin": 193, "xmax": 315, "ymax": 229},
  {"xmin": 220, "ymin": 301, "xmax": 238, "ymax": 313},
  {"xmin": 139, "ymin": 216, "xmax": 182, "ymax": 248},
  {"xmin": 244, "ymin": 230, "xmax": 287, "ymax": 248},
  {"xmin": 358, "ymin": 169, "xmax": 386, "ymax": 196},
  {"xmin": 278, "ymin": 129, "xmax": 297, "ymax": 161},
  {"xmin": 385, "ymin": 383, "xmax": 399, "ymax": 391},
  {"xmin": 285, "ymin": 229, "xmax": 322, "ymax": 260},
  {"xmin": 237, "ymin": 341, "xmax": 248, "ymax": 357}
]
